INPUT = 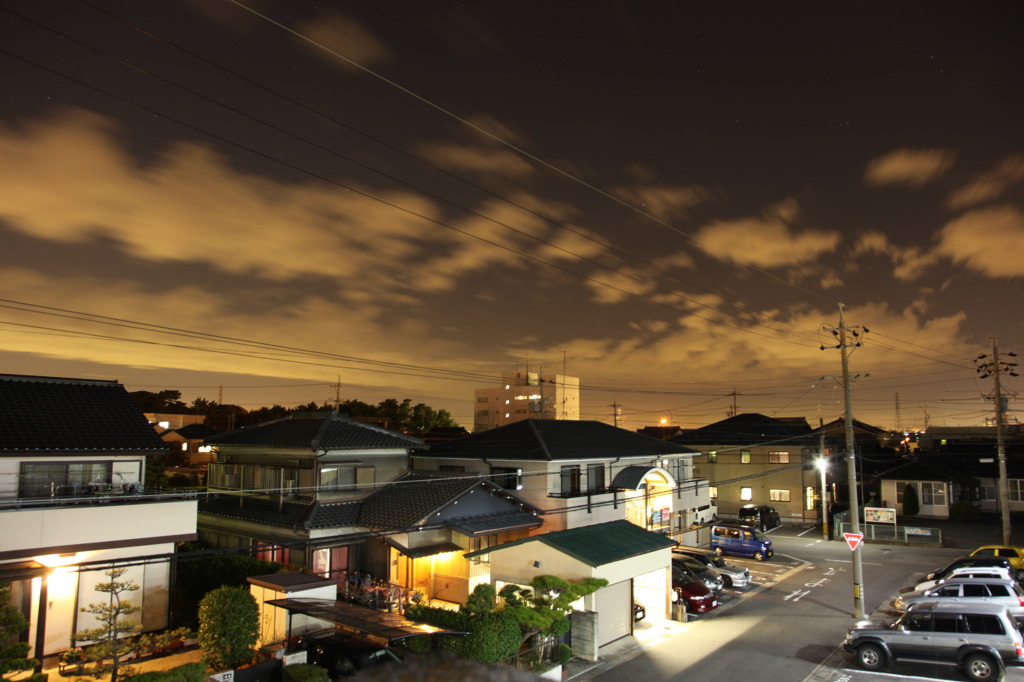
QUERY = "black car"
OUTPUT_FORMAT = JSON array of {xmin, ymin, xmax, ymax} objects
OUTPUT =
[
  {"xmin": 928, "ymin": 556, "xmax": 1016, "ymax": 583},
  {"xmin": 290, "ymin": 629, "xmax": 402, "ymax": 678},
  {"xmin": 737, "ymin": 504, "xmax": 781, "ymax": 531}
]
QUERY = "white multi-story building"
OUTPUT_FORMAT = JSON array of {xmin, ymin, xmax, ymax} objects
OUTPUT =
[{"xmin": 473, "ymin": 371, "xmax": 579, "ymax": 432}]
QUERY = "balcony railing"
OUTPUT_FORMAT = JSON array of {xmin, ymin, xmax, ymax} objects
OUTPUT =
[{"xmin": 0, "ymin": 488, "xmax": 197, "ymax": 511}]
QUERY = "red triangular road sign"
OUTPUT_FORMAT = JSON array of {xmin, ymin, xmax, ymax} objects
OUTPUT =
[{"xmin": 844, "ymin": 532, "xmax": 864, "ymax": 551}]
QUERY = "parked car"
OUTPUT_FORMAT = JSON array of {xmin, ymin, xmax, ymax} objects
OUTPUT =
[
  {"xmin": 290, "ymin": 628, "xmax": 402, "ymax": 677},
  {"xmin": 971, "ymin": 546, "xmax": 1024, "ymax": 578},
  {"xmin": 674, "ymin": 546, "xmax": 750, "ymax": 588},
  {"xmin": 671, "ymin": 564, "xmax": 718, "ymax": 613},
  {"xmin": 928, "ymin": 556, "xmax": 1016, "ymax": 583},
  {"xmin": 844, "ymin": 601, "xmax": 1024, "ymax": 682},
  {"xmin": 914, "ymin": 566, "xmax": 1017, "ymax": 593},
  {"xmin": 672, "ymin": 555, "xmax": 724, "ymax": 593},
  {"xmin": 737, "ymin": 504, "xmax": 781, "ymax": 531},
  {"xmin": 710, "ymin": 522, "xmax": 774, "ymax": 561},
  {"xmin": 894, "ymin": 578, "xmax": 1024, "ymax": 616},
  {"xmin": 633, "ymin": 601, "xmax": 646, "ymax": 622}
]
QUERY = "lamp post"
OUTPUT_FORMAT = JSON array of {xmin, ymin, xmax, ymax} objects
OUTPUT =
[{"xmin": 817, "ymin": 458, "xmax": 829, "ymax": 541}]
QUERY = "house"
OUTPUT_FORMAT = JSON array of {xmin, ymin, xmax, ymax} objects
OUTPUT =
[
  {"xmin": 413, "ymin": 419, "xmax": 708, "ymax": 537},
  {"xmin": 0, "ymin": 374, "xmax": 197, "ymax": 667},
  {"xmin": 463, "ymin": 520, "xmax": 676, "ymax": 658},
  {"xmin": 199, "ymin": 412, "xmax": 544, "ymax": 607},
  {"xmin": 198, "ymin": 412, "xmax": 425, "ymax": 573},
  {"xmin": 671, "ymin": 413, "xmax": 819, "ymax": 523}
]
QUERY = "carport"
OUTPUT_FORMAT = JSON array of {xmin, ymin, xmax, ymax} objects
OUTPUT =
[{"xmin": 264, "ymin": 597, "xmax": 467, "ymax": 648}]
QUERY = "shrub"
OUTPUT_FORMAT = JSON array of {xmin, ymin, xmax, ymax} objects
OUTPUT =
[
  {"xmin": 404, "ymin": 606, "xmax": 519, "ymax": 664},
  {"xmin": 949, "ymin": 501, "xmax": 982, "ymax": 522},
  {"xmin": 198, "ymin": 587, "xmax": 259, "ymax": 671},
  {"xmin": 281, "ymin": 664, "xmax": 329, "ymax": 682},
  {"xmin": 124, "ymin": 662, "xmax": 206, "ymax": 682},
  {"xmin": 902, "ymin": 484, "xmax": 920, "ymax": 517}
]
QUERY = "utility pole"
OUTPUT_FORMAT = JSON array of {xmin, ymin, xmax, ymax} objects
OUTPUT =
[
  {"xmin": 894, "ymin": 392, "xmax": 902, "ymax": 433},
  {"xmin": 822, "ymin": 302, "xmax": 869, "ymax": 618},
  {"xmin": 329, "ymin": 375, "xmax": 342, "ymax": 412},
  {"xmin": 609, "ymin": 402, "xmax": 621, "ymax": 428},
  {"xmin": 976, "ymin": 339, "xmax": 1019, "ymax": 545}
]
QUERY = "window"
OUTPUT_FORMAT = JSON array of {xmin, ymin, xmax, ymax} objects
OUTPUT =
[
  {"xmin": 804, "ymin": 486, "xmax": 815, "ymax": 510},
  {"xmin": 740, "ymin": 450, "xmax": 751, "ymax": 464},
  {"xmin": 491, "ymin": 467, "xmax": 522, "ymax": 490},
  {"xmin": 895, "ymin": 481, "xmax": 910, "ymax": 503},
  {"xmin": 587, "ymin": 464, "xmax": 606, "ymax": 492},
  {"xmin": 560, "ymin": 465, "xmax": 581, "ymax": 496},
  {"xmin": 476, "ymin": 396, "xmax": 489, "ymax": 403},
  {"xmin": 980, "ymin": 484, "xmax": 996, "ymax": 501},
  {"xmin": 769, "ymin": 451, "xmax": 790, "ymax": 464},
  {"xmin": 1009, "ymin": 480, "xmax": 1024, "ymax": 502},
  {"xmin": 20, "ymin": 461, "xmax": 115, "ymax": 498},
  {"xmin": 964, "ymin": 614, "xmax": 1004, "ymax": 635},
  {"xmin": 707, "ymin": 451, "xmax": 718, "ymax": 463},
  {"xmin": 740, "ymin": 487, "xmax": 753, "ymax": 501},
  {"xmin": 709, "ymin": 486, "xmax": 718, "ymax": 499},
  {"xmin": 475, "ymin": 409, "xmax": 489, "ymax": 416},
  {"xmin": 920, "ymin": 481, "xmax": 947, "ymax": 506},
  {"xmin": 769, "ymin": 488, "xmax": 791, "ymax": 502}
]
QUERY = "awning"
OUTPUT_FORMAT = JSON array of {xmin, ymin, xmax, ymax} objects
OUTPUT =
[
  {"xmin": 0, "ymin": 561, "xmax": 49, "ymax": 582},
  {"xmin": 384, "ymin": 538, "xmax": 462, "ymax": 559},
  {"xmin": 448, "ymin": 512, "xmax": 543, "ymax": 537},
  {"xmin": 264, "ymin": 598, "xmax": 467, "ymax": 645},
  {"xmin": 610, "ymin": 465, "xmax": 674, "ymax": 491}
]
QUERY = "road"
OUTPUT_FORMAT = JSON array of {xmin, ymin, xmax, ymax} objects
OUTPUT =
[{"xmin": 589, "ymin": 526, "xmax": 1024, "ymax": 682}]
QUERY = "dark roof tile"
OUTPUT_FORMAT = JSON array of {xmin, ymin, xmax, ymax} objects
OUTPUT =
[
  {"xmin": 207, "ymin": 412, "xmax": 424, "ymax": 450},
  {"xmin": 0, "ymin": 374, "xmax": 166, "ymax": 453}
]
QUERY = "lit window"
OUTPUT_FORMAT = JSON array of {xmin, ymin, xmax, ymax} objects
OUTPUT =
[
  {"xmin": 707, "ymin": 451, "xmax": 718, "ymax": 463},
  {"xmin": 769, "ymin": 489, "xmax": 791, "ymax": 502},
  {"xmin": 181, "ymin": 443, "xmax": 188, "ymax": 451},
  {"xmin": 741, "ymin": 450, "xmax": 751, "ymax": 464},
  {"xmin": 709, "ymin": 486, "xmax": 718, "ymax": 498},
  {"xmin": 740, "ymin": 487, "xmax": 753, "ymax": 501},
  {"xmin": 769, "ymin": 451, "xmax": 790, "ymax": 464}
]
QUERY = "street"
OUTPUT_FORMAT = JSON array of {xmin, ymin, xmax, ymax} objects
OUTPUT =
[{"xmin": 588, "ymin": 525, "xmax": 1024, "ymax": 682}]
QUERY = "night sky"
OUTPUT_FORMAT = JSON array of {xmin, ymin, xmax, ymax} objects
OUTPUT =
[{"xmin": 1, "ymin": 1, "xmax": 1021, "ymax": 430}]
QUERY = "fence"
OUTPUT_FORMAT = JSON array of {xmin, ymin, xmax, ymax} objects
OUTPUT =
[
  {"xmin": 495, "ymin": 636, "xmax": 563, "ymax": 675},
  {"xmin": 834, "ymin": 511, "xmax": 942, "ymax": 545}
]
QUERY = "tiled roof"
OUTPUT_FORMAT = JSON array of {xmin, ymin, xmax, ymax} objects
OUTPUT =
[
  {"xmin": 0, "ymin": 374, "xmax": 166, "ymax": 453},
  {"xmin": 174, "ymin": 423, "xmax": 223, "ymax": 440},
  {"xmin": 198, "ymin": 494, "xmax": 312, "ymax": 528},
  {"xmin": 207, "ymin": 412, "xmax": 425, "ymax": 450},
  {"xmin": 670, "ymin": 412, "xmax": 814, "ymax": 447},
  {"xmin": 464, "ymin": 519, "xmax": 674, "ymax": 566},
  {"xmin": 357, "ymin": 474, "xmax": 485, "ymax": 528},
  {"xmin": 305, "ymin": 499, "xmax": 363, "ymax": 529},
  {"xmin": 423, "ymin": 419, "xmax": 696, "ymax": 461}
]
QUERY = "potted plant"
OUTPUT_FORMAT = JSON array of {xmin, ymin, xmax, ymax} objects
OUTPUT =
[{"xmin": 59, "ymin": 647, "xmax": 85, "ymax": 674}]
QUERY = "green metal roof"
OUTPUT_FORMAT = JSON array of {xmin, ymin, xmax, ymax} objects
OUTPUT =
[{"xmin": 464, "ymin": 520, "xmax": 674, "ymax": 567}]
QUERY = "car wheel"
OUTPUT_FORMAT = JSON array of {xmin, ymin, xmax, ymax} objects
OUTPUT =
[
  {"xmin": 963, "ymin": 652, "xmax": 1001, "ymax": 682},
  {"xmin": 855, "ymin": 643, "xmax": 886, "ymax": 671},
  {"xmin": 723, "ymin": 576, "xmax": 733, "ymax": 588},
  {"xmin": 753, "ymin": 550, "xmax": 765, "ymax": 561}
]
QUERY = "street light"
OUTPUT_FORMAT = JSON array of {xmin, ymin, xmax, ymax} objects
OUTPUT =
[{"xmin": 816, "ymin": 458, "xmax": 829, "ymax": 541}]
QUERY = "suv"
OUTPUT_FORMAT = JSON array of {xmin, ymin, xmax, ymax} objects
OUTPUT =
[
  {"xmin": 737, "ymin": 504, "xmax": 781, "ymax": 531},
  {"xmin": 710, "ymin": 522, "xmax": 773, "ymax": 561},
  {"xmin": 915, "ymin": 566, "xmax": 1018, "ymax": 593},
  {"xmin": 844, "ymin": 602, "xmax": 1024, "ymax": 682},
  {"xmin": 895, "ymin": 578, "xmax": 1024, "ymax": 616},
  {"xmin": 674, "ymin": 546, "xmax": 750, "ymax": 588}
]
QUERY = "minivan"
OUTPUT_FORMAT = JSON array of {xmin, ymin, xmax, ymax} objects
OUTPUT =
[
  {"xmin": 710, "ymin": 522, "xmax": 773, "ymax": 561},
  {"xmin": 737, "ymin": 504, "xmax": 781, "ymax": 531}
]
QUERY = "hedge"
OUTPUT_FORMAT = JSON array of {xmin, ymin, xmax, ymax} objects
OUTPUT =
[
  {"xmin": 403, "ymin": 606, "xmax": 519, "ymax": 664},
  {"xmin": 281, "ymin": 663, "xmax": 329, "ymax": 682},
  {"xmin": 124, "ymin": 662, "xmax": 206, "ymax": 682}
]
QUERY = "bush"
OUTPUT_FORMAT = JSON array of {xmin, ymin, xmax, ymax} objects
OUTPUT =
[
  {"xmin": 281, "ymin": 664, "xmax": 329, "ymax": 682},
  {"xmin": 950, "ymin": 501, "xmax": 982, "ymax": 522},
  {"xmin": 198, "ymin": 587, "xmax": 259, "ymax": 671},
  {"xmin": 404, "ymin": 606, "xmax": 519, "ymax": 664},
  {"xmin": 125, "ymin": 662, "xmax": 207, "ymax": 682}
]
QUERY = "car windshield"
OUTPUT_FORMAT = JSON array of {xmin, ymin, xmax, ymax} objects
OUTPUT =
[
  {"xmin": 751, "ymin": 529, "xmax": 768, "ymax": 541},
  {"xmin": 709, "ymin": 555, "xmax": 728, "ymax": 568}
]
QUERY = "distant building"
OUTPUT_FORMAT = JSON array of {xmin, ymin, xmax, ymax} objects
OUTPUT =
[{"xmin": 473, "ymin": 371, "xmax": 579, "ymax": 432}]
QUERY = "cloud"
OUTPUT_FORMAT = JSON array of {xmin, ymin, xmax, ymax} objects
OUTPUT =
[
  {"xmin": 851, "ymin": 231, "xmax": 941, "ymax": 281},
  {"xmin": 696, "ymin": 218, "xmax": 840, "ymax": 267},
  {"xmin": 936, "ymin": 205, "xmax": 1024, "ymax": 277},
  {"xmin": 416, "ymin": 141, "xmax": 537, "ymax": 177},
  {"xmin": 864, "ymin": 148, "xmax": 956, "ymax": 187},
  {"xmin": 297, "ymin": 9, "xmax": 392, "ymax": 69},
  {"xmin": 613, "ymin": 183, "xmax": 715, "ymax": 221},
  {"xmin": 947, "ymin": 153, "xmax": 1024, "ymax": 209}
]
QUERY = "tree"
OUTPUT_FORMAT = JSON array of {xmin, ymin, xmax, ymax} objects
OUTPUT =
[
  {"xmin": 497, "ymin": 575, "xmax": 608, "ymax": 646},
  {"xmin": 198, "ymin": 586, "xmax": 259, "ymax": 672},
  {"xmin": 902, "ymin": 483, "xmax": 920, "ymax": 517},
  {"xmin": 74, "ymin": 568, "xmax": 143, "ymax": 682},
  {"xmin": 128, "ymin": 390, "xmax": 187, "ymax": 413},
  {"xmin": 0, "ymin": 582, "xmax": 44, "ymax": 682}
]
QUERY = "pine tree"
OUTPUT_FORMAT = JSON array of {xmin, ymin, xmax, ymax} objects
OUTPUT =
[
  {"xmin": 902, "ymin": 483, "xmax": 920, "ymax": 517},
  {"xmin": 74, "ymin": 568, "xmax": 143, "ymax": 682},
  {"xmin": 0, "ymin": 581, "xmax": 45, "ymax": 682}
]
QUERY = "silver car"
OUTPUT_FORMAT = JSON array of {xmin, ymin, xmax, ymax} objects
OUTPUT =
[
  {"xmin": 674, "ymin": 547, "xmax": 750, "ymax": 588},
  {"xmin": 671, "ymin": 555, "xmax": 724, "ymax": 593},
  {"xmin": 895, "ymin": 577, "xmax": 1024, "ymax": 615}
]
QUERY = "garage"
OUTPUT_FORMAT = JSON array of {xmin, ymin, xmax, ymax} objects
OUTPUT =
[{"xmin": 594, "ymin": 579, "xmax": 632, "ymax": 645}]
